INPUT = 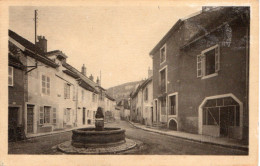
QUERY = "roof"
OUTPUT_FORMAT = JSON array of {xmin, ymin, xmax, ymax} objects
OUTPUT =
[
  {"xmin": 105, "ymin": 93, "xmax": 115, "ymax": 101},
  {"xmin": 130, "ymin": 77, "xmax": 152, "ymax": 99},
  {"xmin": 9, "ymin": 30, "xmax": 58, "ymax": 68},
  {"xmin": 149, "ymin": 7, "xmax": 248, "ymax": 55},
  {"xmin": 8, "ymin": 53, "xmax": 24, "ymax": 69},
  {"xmin": 62, "ymin": 62, "xmax": 103, "ymax": 93},
  {"xmin": 46, "ymin": 50, "xmax": 68, "ymax": 59},
  {"xmin": 180, "ymin": 7, "xmax": 249, "ymax": 49},
  {"xmin": 149, "ymin": 19, "xmax": 183, "ymax": 56}
]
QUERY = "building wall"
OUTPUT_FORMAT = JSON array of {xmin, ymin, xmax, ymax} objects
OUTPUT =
[
  {"xmin": 25, "ymin": 56, "xmax": 59, "ymax": 134},
  {"xmin": 142, "ymin": 81, "xmax": 153, "ymax": 126},
  {"xmin": 152, "ymin": 15, "xmax": 248, "ymax": 140},
  {"xmin": 178, "ymin": 21, "xmax": 248, "ymax": 137},
  {"xmin": 9, "ymin": 66, "xmax": 25, "ymax": 126}
]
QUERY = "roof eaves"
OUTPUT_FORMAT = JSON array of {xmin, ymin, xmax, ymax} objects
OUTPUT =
[{"xmin": 149, "ymin": 19, "xmax": 183, "ymax": 56}]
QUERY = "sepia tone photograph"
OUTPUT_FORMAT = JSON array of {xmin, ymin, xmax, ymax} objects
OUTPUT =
[{"xmin": 0, "ymin": 0, "xmax": 258, "ymax": 165}]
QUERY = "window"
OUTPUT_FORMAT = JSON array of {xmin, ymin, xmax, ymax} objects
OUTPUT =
[
  {"xmin": 160, "ymin": 45, "xmax": 166, "ymax": 64},
  {"xmin": 39, "ymin": 106, "xmax": 51, "ymax": 125},
  {"xmin": 44, "ymin": 107, "xmax": 51, "ymax": 124},
  {"xmin": 197, "ymin": 45, "xmax": 220, "ymax": 78},
  {"xmin": 8, "ymin": 66, "xmax": 13, "ymax": 86},
  {"xmin": 169, "ymin": 95, "xmax": 176, "ymax": 115},
  {"xmin": 64, "ymin": 83, "xmax": 70, "ymax": 99},
  {"xmin": 53, "ymin": 108, "xmax": 57, "ymax": 124},
  {"xmin": 161, "ymin": 97, "xmax": 166, "ymax": 115},
  {"xmin": 92, "ymin": 93, "xmax": 96, "ymax": 102},
  {"xmin": 144, "ymin": 88, "xmax": 148, "ymax": 101},
  {"xmin": 87, "ymin": 110, "xmax": 90, "ymax": 118},
  {"xmin": 73, "ymin": 85, "xmax": 76, "ymax": 100},
  {"xmin": 66, "ymin": 109, "xmax": 70, "ymax": 122},
  {"xmin": 160, "ymin": 68, "xmax": 166, "ymax": 93},
  {"xmin": 93, "ymin": 111, "xmax": 96, "ymax": 119},
  {"xmin": 82, "ymin": 90, "xmax": 84, "ymax": 101},
  {"xmin": 42, "ymin": 75, "xmax": 50, "ymax": 95},
  {"xmin": 202, "ymin": 97, "xmax": 239, "ymax": 127}
]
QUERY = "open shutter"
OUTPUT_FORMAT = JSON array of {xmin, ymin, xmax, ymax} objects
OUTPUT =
[
  {"xmin": 215, "ymin": 45, "xmax": 220, "ymax": 72},
  {"xmin": 39, "ymin": 106, "xmax": 44, "ymax": 125},
  {"xmin": 64, "ymin": 83, "xmax": 67, "ymax": 99},
  {"xmin": 197, "ymin": 54, "xmax": 202, "ymax": 77},
  {"xmin": 53, "ymin": 108, "xmax": 57, "ymax": 124}
]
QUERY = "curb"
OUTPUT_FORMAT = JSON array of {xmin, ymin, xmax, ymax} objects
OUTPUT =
[{"xmin": 127, "ymin": 120, "xmax": 248, "ymax": 152}]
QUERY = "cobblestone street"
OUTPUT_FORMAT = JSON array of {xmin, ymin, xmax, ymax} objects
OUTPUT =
[{"xmin": 9, "ymin": 120, "xmax": 248, "ymax": 155}]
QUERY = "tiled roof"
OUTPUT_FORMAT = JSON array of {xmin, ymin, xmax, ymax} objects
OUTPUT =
[{"xmin": 9, "ymin": 30, "xmax": 58, "ymax": 68}]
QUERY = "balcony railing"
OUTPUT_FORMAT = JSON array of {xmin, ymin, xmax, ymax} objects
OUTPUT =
[{"xmin": 159, "ymin": 83, "xmax": 166, "ymax": 93}]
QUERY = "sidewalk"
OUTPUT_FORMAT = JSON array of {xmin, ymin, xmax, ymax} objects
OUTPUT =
[
  {"xmin": 128, "ymin": 121, "xmax": 248, "ymax": 151},
  {"xmin": 26, "ymin": 124, "xmax": 94, "ymax": 139}
]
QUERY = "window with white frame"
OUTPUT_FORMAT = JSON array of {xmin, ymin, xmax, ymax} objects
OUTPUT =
[
  {"xmin": 42, "ymin": 75, "xmax": 50, "ymax": 95},
  {"xmin": 8, "ymin": 66, "xmax": 13, "ymax": 86},
  {"xmin": 64, "ymin": 83, "xmax": 70, "ymax": 99},
  {"xmin": 197, "ymin": 45, "xmax": 220, "ymax": 78},
  {"xmin": 160, "ymin": 45, "xmax": 166, "ymax": 64},
  {"xmin": 39, "ymin": 106, "xmax": 51, "ymax": 125}
]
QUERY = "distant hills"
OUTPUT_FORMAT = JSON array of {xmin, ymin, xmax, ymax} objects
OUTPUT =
[{"xmin": 106, "ymin": 80, "xmax": 143, "ymax": 102}]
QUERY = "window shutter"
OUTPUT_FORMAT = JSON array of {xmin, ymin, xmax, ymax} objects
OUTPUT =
[
  {"xmin": 53, "ymin": 108, "xmax": 57, "ymax": 124},
  {"xmin": 39, "ymin": 106, "xmax": 44, "ymax": 125},
  {"xmin": 197, "ymin": 54, "xmax": 202, "ymax": 77},
  {"xmin": 215, "ymin": 45, "xmax": 220, "ymax": 72},
  {"xmin": 64, "ymin": 83, "xmax": 67, "ymax": 99}
]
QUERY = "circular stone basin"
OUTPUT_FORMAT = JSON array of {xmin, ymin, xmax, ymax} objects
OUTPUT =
[{"xmin": 71, "ymin": 127, "xmax": 126, "ymax": 148}]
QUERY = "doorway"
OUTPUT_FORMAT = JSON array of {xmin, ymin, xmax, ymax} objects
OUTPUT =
[
  {"xmin": 82, "ymin": 108, "xmax": 86, "ymax": 125},
  {"xmin": 27, "ymin": 105, "xmax": 34, "ymax": 133},
  {"xmin": 8, "ymin": 107, "xmax": 19, "ymax": 141}
]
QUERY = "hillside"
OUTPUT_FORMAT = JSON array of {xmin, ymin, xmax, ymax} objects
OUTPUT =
[{"xmin": 106, "ymin": 80, "xmax": 143, "ymax": 102}]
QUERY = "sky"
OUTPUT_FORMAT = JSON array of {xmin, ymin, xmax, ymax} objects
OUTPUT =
[{"xmin": 9, "ymin": 5, "xmax": 201, "ymax": 89}]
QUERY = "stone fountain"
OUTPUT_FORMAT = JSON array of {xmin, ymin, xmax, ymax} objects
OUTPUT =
[{"xmin": 57, "ymin": 107, "xmax": 136, "ymax": 154}]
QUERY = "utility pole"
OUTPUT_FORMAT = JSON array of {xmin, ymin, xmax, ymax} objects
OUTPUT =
[
  {"xmin": 26, "ymin": 9, "xmax": 38, "ymax": 74},
  {"xmin": 35, "ymin": 10, "xmax": 38, "ymax": 45}
]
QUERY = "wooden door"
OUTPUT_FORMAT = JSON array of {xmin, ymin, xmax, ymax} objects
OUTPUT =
[{"xmin": 27, "ymin": 105, "xmax": 34, "ymax": 133}]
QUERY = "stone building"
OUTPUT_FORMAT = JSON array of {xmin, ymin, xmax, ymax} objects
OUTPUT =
[{"xmin": 149, "ymin": 7, "xmax": 249, "ymax": 141}]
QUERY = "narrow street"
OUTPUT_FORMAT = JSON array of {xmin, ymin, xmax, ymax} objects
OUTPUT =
[{"xmin": 9, "ymin": 120, "xmax": 247, "ymax": 155}]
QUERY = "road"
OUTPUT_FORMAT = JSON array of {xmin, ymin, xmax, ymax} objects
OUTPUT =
[{"xmin": 8, "ymin": 120, "xmax": 247, "ymax": 155}]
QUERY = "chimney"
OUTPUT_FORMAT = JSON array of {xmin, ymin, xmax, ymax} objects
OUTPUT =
[
  {"xmin": 148, "ymin": 67, "xmax": 153, "ymax": 77},
  {"xmin": 96, "ymin": 76, "xmax": 100, "ymax": 86},
  {"xmin": 81, "ymin": 64, "xmax": 86, "ymax": 76},
  {"xmin": 89, "ymin": 74, "xmax": 94, "ymax": 81},
  {"xmin": 36, "ymin": 36, "xmax": 47, "ymax": 53}
]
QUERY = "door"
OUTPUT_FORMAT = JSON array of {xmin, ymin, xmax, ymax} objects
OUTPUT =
[
  {"xmin": 220, "ymin": 107, "xmax": 229, "ymax": 137},
  {"xmin": 8, "ymin": 107, "xmax": 19, "ymax": 140},
  {"xmin": 27, "ymin": 105, "xmax": 34, "ymax": 133},
  {"xmin": 155, "ymin": 100, "xmax": 158, "ymax": 122},
  {"xmin": 82, "ymin": 108, "xmax": 86, "ymax": 125}
]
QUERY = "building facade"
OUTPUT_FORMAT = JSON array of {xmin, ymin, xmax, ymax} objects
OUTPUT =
[
  {"xmin": 150, "ymin": 7, "xmax": 249, "ymax": 140},
  {"xmin": 8, "ymin": 30, "xmax": 115, "ymax": 137}
]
